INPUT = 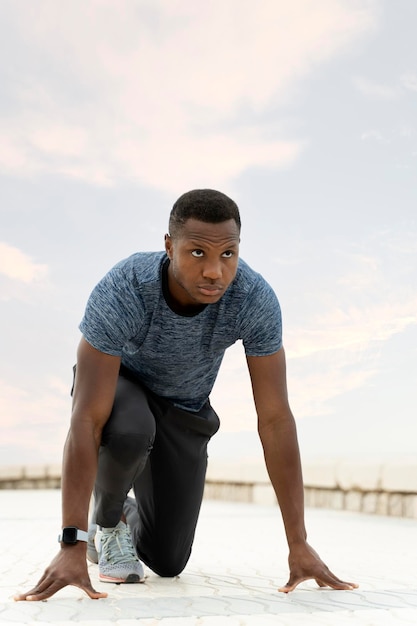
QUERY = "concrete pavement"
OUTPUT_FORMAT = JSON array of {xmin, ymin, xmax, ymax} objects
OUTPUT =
[{"xmin": 1, "ymin": 489, "xmax": 417, "ymax": 625}]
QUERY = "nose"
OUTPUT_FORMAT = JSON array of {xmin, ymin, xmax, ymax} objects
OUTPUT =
[{"xmin": 202, "ymin": 259, "xmax": 222, "ymax": 280}]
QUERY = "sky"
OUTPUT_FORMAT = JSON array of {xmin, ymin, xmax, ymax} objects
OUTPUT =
[{"xmin": 0, "ymin": 0, "xmax": 416, "ymax": 467}]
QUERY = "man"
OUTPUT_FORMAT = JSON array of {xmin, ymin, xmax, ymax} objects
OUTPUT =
[{"xmin": 15, "ymin": 189, "xmax": 357, "ymax": 601}]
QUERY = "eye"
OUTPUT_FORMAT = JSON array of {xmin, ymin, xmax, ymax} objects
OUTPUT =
[
  {"xmin": 191, "ymin": 249, "xmax": 204, "ymax": 258},
  {"xmin": 222, "ymin": 250, "xmax": 235, "ymax": 258}
]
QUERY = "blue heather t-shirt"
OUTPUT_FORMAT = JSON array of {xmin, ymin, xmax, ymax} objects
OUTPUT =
[{"xmin": 79, "ymin": 251, "xmax": 282, "ymax": 411}]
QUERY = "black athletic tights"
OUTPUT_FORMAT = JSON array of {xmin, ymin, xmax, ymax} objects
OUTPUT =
[{"xmin": 91, "ymin": 367, "xmax": 220, "ymax": 577}]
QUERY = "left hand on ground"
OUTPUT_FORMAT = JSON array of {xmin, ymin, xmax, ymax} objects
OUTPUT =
[{"xmin": 278, "ymin": 541, "xmax": 358, "ymax": 593}]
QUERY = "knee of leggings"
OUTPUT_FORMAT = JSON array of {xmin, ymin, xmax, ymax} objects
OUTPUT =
[
  {"xmin": 140, "ymin": 547, "xmax": 190, "ymax": 578},
  {"xmin": 104, "ymin": 432, "xmax": 154, "ymax": 468},
  {"xmin": 152, "ymin": 556, "xmax": 189, "ymax": 578}
]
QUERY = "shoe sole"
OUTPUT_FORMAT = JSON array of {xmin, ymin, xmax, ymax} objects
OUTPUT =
[{"xmin": 99, "ymin": 573, "xmax": 145, "ymax": 584}]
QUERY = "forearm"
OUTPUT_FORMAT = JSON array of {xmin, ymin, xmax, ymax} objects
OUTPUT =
[
  {"xmin": 259, "ymin": 414, "xmax": 307, "ymax": 547},
  {"xmin": 61, "ymin": 418, "xmax": 101, "ymax": 530}
]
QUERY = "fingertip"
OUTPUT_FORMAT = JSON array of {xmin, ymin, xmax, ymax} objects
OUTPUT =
[
  {"xmin": 88, "ymin": 590, "xmax": 108, "ymax": 599},
  {"xmin": 333, "ymin": 583, "xmax": 358, "ymax": 591},
  {"xmin": 341, "ymin": 582, "xmax": 359, "ymax": 590},
  {"xmin": 14, "ymin": 592, "xmax": 35, "ymax": 601}
]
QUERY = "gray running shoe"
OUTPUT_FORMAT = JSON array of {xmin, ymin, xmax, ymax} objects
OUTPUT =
[
  {"xmin": 96, "ymin": 520, "xmax": 144, "ymax": 583},
  {"xmin": 86, "ymin": 523, "xmax": 98, "ymax": 564}
]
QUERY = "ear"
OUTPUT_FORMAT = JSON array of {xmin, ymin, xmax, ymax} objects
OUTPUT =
[{"xmin": 164, "ymin": 233, "xmax": 173, "ymax": 259}]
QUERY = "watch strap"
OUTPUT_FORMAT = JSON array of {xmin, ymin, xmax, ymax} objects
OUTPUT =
[
  {"xmin": 74, "ymin": 529, "xmax": 88, "ymax": 542},
  {"xmin": 58, "ymin": 527, "xmax": 88, "ymax": 543}
]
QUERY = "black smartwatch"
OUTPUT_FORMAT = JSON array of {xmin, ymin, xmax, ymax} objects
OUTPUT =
[{"xmin": 58, "ymin": 526, "xmax": 88, "ymax": 544}]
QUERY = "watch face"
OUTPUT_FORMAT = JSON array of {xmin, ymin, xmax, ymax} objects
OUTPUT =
[{"xmin": 62, "ymin": 527, "xmax": 78, "ymax": 543}]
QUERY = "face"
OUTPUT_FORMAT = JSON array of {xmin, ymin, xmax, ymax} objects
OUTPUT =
[{"xmin": 165, "ymin": 218, "xmax": 240, "ymax": 308}]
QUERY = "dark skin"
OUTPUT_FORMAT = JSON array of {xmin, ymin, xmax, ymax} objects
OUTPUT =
[{"xmin": 15, "ymin": 218, "xmax": 357, "ymax": 601}]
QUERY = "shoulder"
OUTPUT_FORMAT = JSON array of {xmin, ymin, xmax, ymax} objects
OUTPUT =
[
  {"xmin": 231, "ymin": 258, "xmax": 281, "ymax": 328},
  {"xmin": 86, "ymin": 250, "xmax": 166, "ymax": 309},
  {"xmin": 231, "ymin": 259, "xmax": 282, "ymax": 356},
  {"xmin": 111, "ymin": 251, "xmax": 166, "ymax": 284},
  {"xmin": 232, "ymin": 258, "xmax": 277, "ymax": 300},
  {"xmin": 80, "ymin": 252, "xmax": 166, "ymax": 353}
]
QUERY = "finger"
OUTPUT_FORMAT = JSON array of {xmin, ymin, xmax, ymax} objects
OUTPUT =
[
  {"xmin": 14, "ymin": 580, "xmax": 64, "ymax": 602},
  {"xmin": 316, "ymin": 577, "xmax": 358, "ymax": 590},
  {"xmin": 76, "ymin": 572, "xmax": 108, "ymax": 600},
  {"xmin": 316, "ymin": 568, "xmax": 358, "ymax": 590},
  {"xmin": 278, "ymin": 582, "xmax": 301, "ymax": 593},
  {"xmin": 14, "ymin": 571, "xmax": 52, "ymax": 601},
  {"xmin": 15, "ymin": 581, "xmax": 108, "ymax": 602},
  {"xmin": 278, "ymin": 573, "xmax": 358, "ymax": 594},
  {"xmin": 278, "ymin": 573, "xmax": 305, "ymax": 593},
  {"xmin": 14, "ymin": 591, "xmax": 38, "ymax": 602},
  {"xmin": 80, "ymin": 584, "xmax": 108, "ymax": 600},
  {"xmin": 278, "ymin": 580, "xmax": 358, "ymax": 593}
]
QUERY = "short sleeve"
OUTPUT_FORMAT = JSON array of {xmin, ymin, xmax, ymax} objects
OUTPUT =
[
  {"xmin": 240, "ymin": 276, "xmax": 282, "ymax": 357},
  {"xmin": 79, "ymin": 267, "xmax": 145, "ymax": 356}
]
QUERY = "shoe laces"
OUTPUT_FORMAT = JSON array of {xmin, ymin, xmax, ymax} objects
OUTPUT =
[{"xmin": 102, "ymin": 524, "xmax": 139, "ymax": 564}]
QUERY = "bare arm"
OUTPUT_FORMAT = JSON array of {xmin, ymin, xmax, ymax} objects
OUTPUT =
[
  {"xmin": 15, "ymin": 337, "xmax": 121, "ymax": 601},
  {"xmin": 246, "ymin": 348, "xmax": 357, "ymax": 592},
  {"xmin": 62, "ymin": 337, "xmax": 121, "ymax": 530}
]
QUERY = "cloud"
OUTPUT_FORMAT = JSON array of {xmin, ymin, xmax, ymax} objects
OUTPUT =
[
  {"xmin": 400, "ymin": 72, "xmax": 417, "ymax": 92},
  {"xmin": 283, "ymin": 291, "xmax": 417, "ymax": 419},
  {"xmin": 360, "ymin": 129, "xmax": 389, "ymax": 143},
  {"xmin": 0, "ymin": 378, "xmax": 70, "ymax": 464},
  {"xmin": 354, "ymin": 71, "xmax": 417, "ymax": 101},
  {"xmin": 353, "ymin": 76, "xmax": 401, "ymax": 100},
  {"xmin": 285, "ymin": 240, "xmax": 417, "ymax": 361},
  {"xmin": 286, "ymin": 299, "xmax": 417, "ymax": 360},
  {"xmin": 269, "ymin": 225, "xmax": 417, "ymax": 418},
  {"xmin": 0, "ymin": 242, "xmax": 48, "ymax": 283},
  {"xmin": 0, "ymin": 0, "xmax": 377, "ymax": 192},
  {"xmin": 288, "ymin": 360, "xmax": 377, "ymax": 418}
]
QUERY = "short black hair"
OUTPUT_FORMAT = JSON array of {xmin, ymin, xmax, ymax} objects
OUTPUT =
[{"xmin": 169, "ymin": 189, "xmax": 241, "ymax": 238}]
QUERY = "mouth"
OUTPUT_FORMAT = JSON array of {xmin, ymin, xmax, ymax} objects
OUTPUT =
[{"xmin": 197, "ymin": 285, "xmax": 224, "ymax": 297}]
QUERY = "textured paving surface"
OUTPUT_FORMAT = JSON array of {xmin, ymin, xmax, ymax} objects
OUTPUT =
[{"xmin": 1, "ymin": 489, "xmax": 417, "ymax": 625}]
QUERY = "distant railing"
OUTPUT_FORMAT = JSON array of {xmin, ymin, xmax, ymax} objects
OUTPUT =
[
  {"xmin": 0, "ymin": 465, "xmax": 61, "ymax": 490},
  {"xmin": 204, "ymin": 460, "xmax": 417, "ymax": 519},
  {"xmin": 1, "ymin": 461, "xmax": 416, "ymax": 519}
]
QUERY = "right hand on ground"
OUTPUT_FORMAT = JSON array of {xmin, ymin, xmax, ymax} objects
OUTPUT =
[{"xmin": 14, "ymin": 545, "xmax": 107, "ymax": 601}]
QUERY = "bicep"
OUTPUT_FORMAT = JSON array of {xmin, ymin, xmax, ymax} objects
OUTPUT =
[
  {"xmin": 246, "ymin": 347, "xmax": 292, "ymax": 425},
  {"xmin": 71, "ymin": 337, "xmax": 121, "ymax": 430}
]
